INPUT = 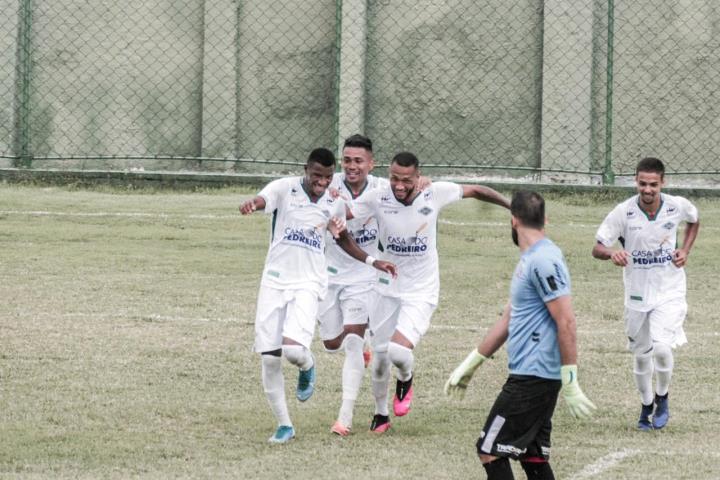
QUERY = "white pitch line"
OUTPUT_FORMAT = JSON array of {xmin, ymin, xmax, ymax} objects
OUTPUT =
[
  {"xmin": 0, "ymin": 210, "xmax": 237, "ymax": 220},
  {"xmin": 570, "ymin": 449, "xmax": 641, "ymax": 479}
]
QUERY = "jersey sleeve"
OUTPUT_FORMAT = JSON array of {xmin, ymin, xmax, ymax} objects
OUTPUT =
[
  {"xmin": 529, "ymin": 255, "xmax": 571, "ymax": 303},
  {"xmin": 258, "ymin": 177, "xmax": 291, "ymax": 214},
  {"xmin": 432, "ymin": 181, "xmax": 464, "ymax": 209},
  {"xmin": 595, "ymin": 203, "xmax": 625, "ymax": 247}
]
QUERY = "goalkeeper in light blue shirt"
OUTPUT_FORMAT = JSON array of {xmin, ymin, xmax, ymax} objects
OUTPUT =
[{"xmin": 444, "ymin": 190, "xmax": 595, "ymax": 480}]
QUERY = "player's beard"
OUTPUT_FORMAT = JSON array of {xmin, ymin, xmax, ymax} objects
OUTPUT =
[{"xmin": 511, "ymin": 226, "xmax": 519, "ymax": 246}]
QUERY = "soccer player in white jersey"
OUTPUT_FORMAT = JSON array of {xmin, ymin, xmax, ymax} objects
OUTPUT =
[
  {"xmin": 320, "ymin": 134, "xmax": 388, "ymax": 436},
  {"xmin": 240, "ymin": 148, "xmax": 397, "ymax": 444},
  {"xmin": 330, "ymin": 151, "xmax": 510, "ymax": 433},
  {"xmin": 592, "ymin": 157, "xmax": 699, "ymax": 431},
  {"xmin": 445, "ymin": 190, "xmax": 595, "ymax": 480}
]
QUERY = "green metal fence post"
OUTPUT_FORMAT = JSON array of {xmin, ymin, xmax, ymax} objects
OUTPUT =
[
  {"xmin": 603, "ymin": 0, "xmax": 615, "ymax": 185},
  {"xmin": 14, "ymin": 0, "xmax": 33, "ymax": 168}
]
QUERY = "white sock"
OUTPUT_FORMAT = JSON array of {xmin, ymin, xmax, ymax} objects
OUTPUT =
[
  {"xmin": 371, "ymin": 350, "xmax": 390, "ymax": 416},
  {"xmin": 653, "ymin": 342, "xmax": 674, "ymax": 397},
  {"xmin": 388, "ymin": 342, "xmax": 414, "ymax": 382},
  {"xmin": 261, "ymin": 354, "xmax": 292, "ymax": 427},
  {"xmin": 338, "ymin": 334, "xmax": 365, "ymax": 427},
  {"xmin": 282, "ymin": 344, "xmax": 314, "ymax": 371},
  {"xmin": 633, "ymin": 350, "xmax": 654, "ymax": 405}
]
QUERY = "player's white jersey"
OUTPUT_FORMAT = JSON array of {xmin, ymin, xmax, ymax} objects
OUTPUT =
[
  {"xmin": 595, "ymin": 193, "xmax": 698, "ymax": 311},
  {"xmin": 325, "ymin": 173, "xmax": 389, "ymax": 286},
  {"xmin": 257, "ymin": 176, "xmax": 346, "ymax": 295},
  {"xmin": 350, "ymin": 181, "xmax": 463, "ymax": 304}
]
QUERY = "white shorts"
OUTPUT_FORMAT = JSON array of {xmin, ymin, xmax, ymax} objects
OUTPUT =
[
  {"xmin": 625, "ymin": 298, "xmax": 688, "ymax": 353},
  {"xmin": 253, "ymin": 286, "xmax": 319, "ymax": 353},
  {"xmin": 369, "ymin": 295, "xmax": 436, "ymax": 352},
  {"xmin": 317, "ymin": 283, "xmax": 374, "ymax": 341}
]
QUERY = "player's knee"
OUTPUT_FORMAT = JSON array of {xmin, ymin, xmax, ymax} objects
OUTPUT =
[
  {"xmin": 652, "ymin": 341, "xmax": 673, "ymax": 369},
  {"xmin": 633, "ymin": 350, "xmax": 653, "ymax": 374},
  {"xmin": 480, "ymin": 456, "xmax": 513, "ymax": 480},
  {"xmin": 282, "ymin": 344, "xmax": 311, "ymax": 368},
  {"xmin": 371, "ymin": 350, "xmax": 390, "ymax": 380},
  {"xmin": 521, "ymin": 458, "xmax": 555, "ymax": 480},
  {"xmin": 342, "ymin": 333, "xmax": 364, "ymax": 352},
  {"xmin": 322, "ymin": 337, "xmax": 343, "ymax": 353},
  {"xmin": 388, "ymin": 342, "xmax": 413, "ymax": 369}
]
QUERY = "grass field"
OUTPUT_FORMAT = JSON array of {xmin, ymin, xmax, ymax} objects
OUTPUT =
[{"xmin": 1, "ymin": 184, "xmax": 719, "ymax": 479}]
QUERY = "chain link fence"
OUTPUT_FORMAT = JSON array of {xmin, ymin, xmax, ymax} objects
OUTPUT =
[{"xmin": 2, "ymin": 0, "xmax": 720, "ymax": 184}]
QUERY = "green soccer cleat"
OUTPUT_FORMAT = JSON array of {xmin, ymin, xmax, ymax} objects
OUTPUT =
[
  {"xmin": 268, "ymin": 425, "xmax": 295, "ymax": 444},
  {"xmin": 296, "ymin": 364, "xmax": 316, "ymax": 402}
]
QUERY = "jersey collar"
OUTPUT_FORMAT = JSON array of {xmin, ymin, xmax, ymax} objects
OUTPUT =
[{"xmin": 636, "ymin": 194, "xmax": 664, "ymax": 221}]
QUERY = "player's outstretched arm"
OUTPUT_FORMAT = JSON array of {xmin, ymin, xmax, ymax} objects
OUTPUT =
[
  {"xmin": 547, "ymin": 295, "xmax": 596, "ymax": 419},
  {"xmin": 328, "ymin": 217, "xmax": 397, "ymax": 277},
  {"xmin": 445, "ymin": 303, "xmax": 510, "ymax": 399},
  {"xmin": 461, "ymin": 185, "xmax": 511, "ymax": 209},
  {"xmin": 240, "ymin": 196, "xmax": 266, "ymax": 215}
]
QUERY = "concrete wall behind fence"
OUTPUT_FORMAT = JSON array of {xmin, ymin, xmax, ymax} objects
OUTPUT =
[{"xmin": 2, "ymin": 1, "xmax": 720, "ymax": 179}]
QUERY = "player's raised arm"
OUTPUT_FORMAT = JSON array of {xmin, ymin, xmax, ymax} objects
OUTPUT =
[
  {"xmin": 240, "ymin": 196, "xmax": 266, "ymax": 215},
  {"xmin": 461, "ymin": 184, "xmax": 511, "ymax": 209},
  {"xmin": 444, "ymin": 303, "xmax": 510, "ymax": 399}
]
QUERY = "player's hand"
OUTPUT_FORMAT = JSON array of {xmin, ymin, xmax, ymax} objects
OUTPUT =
[
  {"xmin": 327, "ymin": 216, "xmax": 347, "ymax": 239},
  {"xmin": 240, "ymin": 200, "xmax": 257, "ymax": 215},
  {"xmin": 418, "ymin": 175, "xmax": 432, "ymax": 191},
  {"xmin": 672, "ymin": 248, "xmax": 689, "ymax": 267},
  {"xmin": 444, "ymin": 349, "xmax": 487, "ymax": 399},
  {"xmin": 560, "ymin": 365, "xmax": 596, "ymax": 420},
  {"xmin": 609, "ymin": 250, "xmax": 629, "ymax": 267},
  {"xmin": 373, "ymin": 260, "xmax": 397, "ymax": 278},
  {"xmin": 328, "ymin": 187, "xmax": 341, "ymax": 199}
]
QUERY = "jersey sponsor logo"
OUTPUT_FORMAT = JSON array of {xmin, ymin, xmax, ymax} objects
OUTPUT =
[
  {"xmin": 386, "ymin": 234, "xmax": 429, "ymax": 254},
  {"xmin": 351, "ymin": 226, "xmax": 378, "ymax": 246},
  {"xmin": 546, "ymin": 276, "xmax": 558, "ymax": 291},
  {"xmin": 418, "ymin": 206, "xmax": 433, "ymax": 216},
  {"xmin": 383, "ymin": 209, "xmax": 399, "ymax": 214},
  {"xmin": 423, "ymin": 190, "xmax": 432, "ymax": 200},
  {"xmin": 381, "ymin": 194, "xmax": 392, "ymax": 202},
  {"xmin": 631, "ymin": 247, "xmax": 672, "ymax": 266},
  {"xmin": 630, "ymin": 295, "xmax": 643, "ymax": 301},
  {"xmin": 627, "ymin": 210, "xmax": 637, "ymax": 218},
  {"xmin": 283, "ymin": 226, "xmax": 324, "ymax": 251},
  {"xmin": 667, "ymin": 206, "xmax": 677, "ymax": 214},
  {"xmin": 630, "ymin": 226, "xmax": 643, "ymax": 231}
]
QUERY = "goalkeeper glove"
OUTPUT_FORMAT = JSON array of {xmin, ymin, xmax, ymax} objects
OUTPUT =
[
  {"xmin": 560, "ymin": 365, "xmax": 596, "ymax": 419},
  {"xmin": 444, "ymin": 349, "xmax": 487, "ymax": 399}
]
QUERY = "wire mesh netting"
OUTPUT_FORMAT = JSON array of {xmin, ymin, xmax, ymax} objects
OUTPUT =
[{"xmin": 2, "ymin": 0, "xmax": 720, "ymax": 183}]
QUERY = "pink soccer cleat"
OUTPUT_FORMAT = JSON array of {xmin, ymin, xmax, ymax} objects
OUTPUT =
[
  {"xmin": 331, "ymin": 421, "xmax": 351, "ymax": 437},
  {"xmin": 393, "ymin": 377, "xmax": 413, "ymax": 417}
]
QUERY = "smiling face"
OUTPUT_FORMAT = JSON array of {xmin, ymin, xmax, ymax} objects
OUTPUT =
[
  {"xmin": 303, "ymin": 161, "xmax": 335, "ymax": 199},
  {"xmin": 341, "ymin": 146, "xmax": 374, "ymax": 190},
  {"xmin": 635, "ymin": 170, "xmax": 664, "ymax": 212},
  {"xmin": 389, "ymin": 162, "xmax": 420, "ymax": 203}
]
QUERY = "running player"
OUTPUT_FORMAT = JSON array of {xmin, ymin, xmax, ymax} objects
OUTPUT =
[
  {"xmin": 330, "ymin": 151, "xmax": 510, "ymax": 433},
  {"xmin": 445, "ymin": 190, "xmax": 595, "ymax": 480},
  {"xmin": 320, "ymin": 134, "xmax": 386, "ymax": 436},
  {"xmin": 592, "ymin": 157, "xmax": 699, "ymax": 431},
  {"xmin": 240, "ymin": 147, "xmax": 396, "ymax": 444}
]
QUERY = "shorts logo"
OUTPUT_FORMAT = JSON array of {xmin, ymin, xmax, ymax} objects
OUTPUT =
[
  {"xmin": 496, "ymin": 444, "xmax": 526, "ymax": 456},
  {"xmin": 531, "ymin": 331, "xmax": 540, "ymax": 343},
  {"xmin": 630, "ymin": 295, "xmax": 643, "ymax": 301},
  {"xmin": 418, "ymin": 206, "xmax": 433, "ymax": 216}
]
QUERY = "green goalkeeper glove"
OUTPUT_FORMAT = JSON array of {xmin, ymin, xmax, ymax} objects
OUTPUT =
[
  {"xmin": 444, "ymin": 349, "xmax": 487, "ymax": 399},
  {"xmin": 560, "ymin": 365, "xmax": 596, "ymax": 419}
]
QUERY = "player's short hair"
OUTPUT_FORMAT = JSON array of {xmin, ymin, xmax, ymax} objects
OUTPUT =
[
  {"xmin": 343, "ymin": 134, "xmax": 373, "ymax": 152},
  {"xmin": 511, "ymin": 190, "xmax": 545, "ymax": 230},
  {"xmin": 391, "ymin": 151, "xmax": 419, "ymax": 169},
  {"xmin": 306, "ymin": 147, "xmax": 336, "ymax": 168},
  {"xmin": 636, "ymin": 157, "xmax": 665, "ymax": 178}
]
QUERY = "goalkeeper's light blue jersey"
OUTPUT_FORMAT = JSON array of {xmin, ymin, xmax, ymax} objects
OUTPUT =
[{"xmin": 507, "ymin": 237, "xmax": 571, "ymax": 380}]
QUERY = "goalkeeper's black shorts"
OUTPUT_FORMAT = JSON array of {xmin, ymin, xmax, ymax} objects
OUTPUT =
[{"xmin": 476, "ymin": 374, "xmax": 562, "ymax": 461}]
